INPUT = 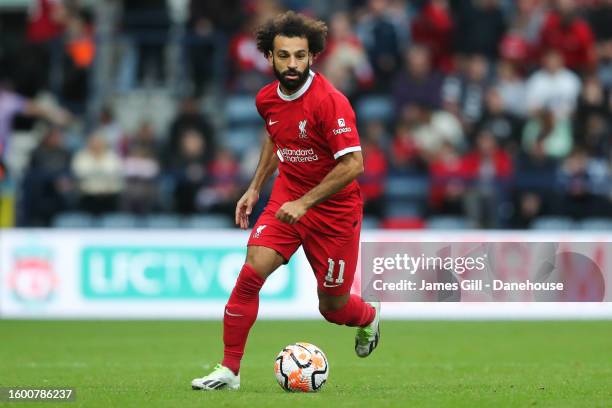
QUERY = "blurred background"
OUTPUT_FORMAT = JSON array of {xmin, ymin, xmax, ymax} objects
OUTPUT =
[{"xmin": 0, "ymin": 0, "xmax": 611, "ymax": 232}]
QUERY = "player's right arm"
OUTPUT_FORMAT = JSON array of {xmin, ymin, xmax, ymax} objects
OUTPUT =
[{"xmin": 235, "ymin": 136, "xmax": 279, "ymax": 229}]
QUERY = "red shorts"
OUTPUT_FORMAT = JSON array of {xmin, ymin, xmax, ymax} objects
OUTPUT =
[{"xmin": 247, "ymin": 206, "xmax": 362, "ymax": 295}]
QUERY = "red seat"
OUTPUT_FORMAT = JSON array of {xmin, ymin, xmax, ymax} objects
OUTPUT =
[{"xmin": 380, "ymin": 217, "xmax": 425, "ymax": 230}]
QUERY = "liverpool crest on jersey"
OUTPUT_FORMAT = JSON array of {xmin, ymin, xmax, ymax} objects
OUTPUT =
[{"xmin": 298, "ymin": 120, "xmax": 308, "ymax": 139}]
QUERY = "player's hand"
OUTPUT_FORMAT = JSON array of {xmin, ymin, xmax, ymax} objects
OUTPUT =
[
  {"xmin": 275, "ymin": 200, "xmax": 307, "ymax": 225},
  {"xmin": 235, "ymin": 189, "xmax": 259, "ymax": 229}
]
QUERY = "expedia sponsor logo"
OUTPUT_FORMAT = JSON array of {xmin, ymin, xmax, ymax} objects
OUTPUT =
[
  {"xmin": 278, "ymin": 147, "xmax": 319, "ymax": 163},
  {"xmin": 332, "ymin": 127, "xmax": 352, "ymax": 135}
]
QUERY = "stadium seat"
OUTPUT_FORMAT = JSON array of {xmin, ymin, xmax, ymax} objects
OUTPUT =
[
  {"xmin": 221, "ymin": 126, "xmax": 260, "ymax": 157},
  {"xmin": 380, "ymin": 216, "xmax": 425, "ymax": 229},
  {"xmin": 52, "ymin": 212, "xmax": 95, "ymax": 228},
  {"xmin": 385, "ymin": 175, "xmax": 429, "ymax": 200},
  {"xmin": 530, "ymin": 216, "xmax": 575, "ymax": 230},
  {"xmin": 143, "ymin": 214, "xmax": 183, "ymax": 229},
  {"xmin": 426, "ymin": 216, "xmax": 470, "ymax": 230},
  {"xmin": 577, "ymin": 217, "xmax": 612, "ymax": 231},
  {"xmin": 384, "ymin": 200, "xmax": 423, "ymax": 218},
  {"xmin": 225, "ymin": 95, "xmax": 260, "ymax": 126},
  {"xmin": 98, "ymin": 213, "xmax": 140, "ymax": 228},
  {"xmin": 361, "ymin": 215, "xmax": 380, "ymax": 229},
  {"xmin": 183, "ymin": 214, "xmax": 234, "ymax": 229},
  {"xmin": 355, "ymin": 95, "xmax": 393, "ymax": 122}
]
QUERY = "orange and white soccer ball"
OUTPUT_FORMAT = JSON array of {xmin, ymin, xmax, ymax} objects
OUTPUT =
[{"xmin": 274, "ymin": 342, "xmax": 329, "ymax": 392}]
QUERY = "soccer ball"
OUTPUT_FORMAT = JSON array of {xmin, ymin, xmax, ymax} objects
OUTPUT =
[{"xmin": 274, "ymin": 342, "xmax": 329, "ymax": 392}]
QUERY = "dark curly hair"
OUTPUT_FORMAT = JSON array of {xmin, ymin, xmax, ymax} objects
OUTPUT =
[{"xmin": 255, "ymin": 11, "xmax": 328, "ymax": 57}]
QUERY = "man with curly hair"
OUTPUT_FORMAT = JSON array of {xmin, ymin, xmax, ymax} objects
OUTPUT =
[{"xmin": 192, "ymin": 11, "xmax": 380, "ymax": 391}]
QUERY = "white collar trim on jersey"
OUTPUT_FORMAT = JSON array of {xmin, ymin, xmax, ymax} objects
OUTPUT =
[{"xmin": 277, "ymin": 70, "xmax": 315, "ymax": 101}]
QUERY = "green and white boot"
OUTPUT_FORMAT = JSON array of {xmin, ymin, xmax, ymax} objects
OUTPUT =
[
  {"xmin": 191, "ymin": 364, "xmax": 240, "ymax": 390},
  {"xmin": 355, "ymin": 301, "xmax": 380, "ymax": 358}
]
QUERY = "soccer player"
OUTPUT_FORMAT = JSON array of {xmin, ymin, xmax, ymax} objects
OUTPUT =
[{"xmin": 191, "ymin": 11, "xmax": 380, "ymax": 391}]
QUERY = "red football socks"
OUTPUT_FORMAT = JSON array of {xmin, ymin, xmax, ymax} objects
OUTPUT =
[
  {"xmin": 320, "ymin": 294, "xmax": 375, "ymax": 327},
  {"xmin": 221, "ymin": 264, "xmax": 265, "ymax": 375}
]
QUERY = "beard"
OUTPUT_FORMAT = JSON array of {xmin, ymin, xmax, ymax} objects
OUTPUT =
[{"xmin": 273, "ymin": 60, "xmax": 310, "ymax": 93}]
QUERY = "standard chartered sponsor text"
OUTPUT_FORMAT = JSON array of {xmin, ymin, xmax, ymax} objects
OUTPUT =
[{"xmin": 279, "ymin": 147, "xmax": 319, "ymax": 162}]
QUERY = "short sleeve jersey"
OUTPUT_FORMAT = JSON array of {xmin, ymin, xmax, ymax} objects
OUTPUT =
[{"xmin": 255, "ymin": 70, "xmax": 362, "ymax": 235}]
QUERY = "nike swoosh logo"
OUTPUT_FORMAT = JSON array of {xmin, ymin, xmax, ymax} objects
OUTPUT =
[
  {"xmin": 268, "ymin": 119, "xmax": 279, "ymax": 126},
  {"xmin": 225, "ymin": 309, "xmax": 244, "ymax": 317},
  {"xmin": 323, "ymin": 282, "xmax": 342, "ymax": 288}
]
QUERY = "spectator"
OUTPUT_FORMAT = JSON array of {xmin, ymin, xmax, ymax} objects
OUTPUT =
[
  {"xmin": 494, "ymin": 60, "xmax": 528, "ymax": 117},
  {"xmin": 428, "ymin": 141, "xmax": 468, "ymax": 215},
  {"xmin": 72, "ymin": 133, "xmax": 123, "ymax": 215},
  {"xmin": 355, "ymin": 0, "xmax": 402, "ymax": 90},
  {"xmin": 463, "ymin": 128, "xmax": 513, "ymax": 228},
  {"xmin": 197, "ymin": 148, "xmax": 241, "ymax": 216},
  {"xmin": 574, "ymin": 75, "xmax": 611, "ymax": 157},
  {"xmin": 452, "ymin": 0, "xmax": 507, "ymax": 60},
  {"xmin": 121, "ymin": 122, "xmax": 161, "ymax": 214},
  {"xmin": 522, "ymin": 109, "xmax": 573, "ymax": 159},
  {"xmin": 525, "ymin": 49, "xmax": 581, "ymax": 120},
  {"xmin": 410, "ymin": 0, "xmax": 454, "ymax": 73},
  {"xmin": 586, "ymin": 0, "xmax": 612, "ymax": 44},
  {"xmin": 166, "ymin": 97, "xmax": 215, "ymax": 165},
  {"xmin": 317, "ymin": 12, "xmax": 374, "ymax": 98},
  {"xmin": 61, "ymin": 12, "xmax": 95, "ymax": 114},
  {"xmin": 227, "ymin": 17, "xmax": 273, "ymax": 93},
  {"xmin": 442, "ymin": 53, "xmax": 491, "ymax": 129},
  {"xmin": 558, "ymin": 147, "xmax": 609, "ymax": 218},
  {"xmin": 23, "ymin": 0, "xmax": 67, "ymax": 95},
  {"xmin": 0, "ymin": 78, "xmax": 71, "ymax": 171},
  {"xmin": 21, "ymin": 127, "xmax": 73, "ymax": 226},
  {"xmin": 186, "ymin": 0, "xmax": 245, "ymax": 95},
  {"xmin": 119, "ymin": 0, "xmax": 170, "ymax": 90},
  {"xmin": 359, "ymin": 121, "xmax": 388, "ymax": 217},
  {"xmin": 499, "ymin": 0, "xmax": 546, "ymax": 69},
  {"xmin": 539, "ymin": 0, "xmax": 596, "ymax": 72},
  {"xmin": 512, "ymin": 139, "xmax": 560, "ymax": 228},
  {"xmin": 475, "ymin": 87, "xmax": 524, "ymax": 153},
  {"xmin": 587, "ymin": 0, "xmax": 612, "ymax": 87},
  {"xmin": 389, "ymin": 121, "xmax": 423, "ymax": 172},
  {"xmin": 168, "ymin": 128, "xmax": 210, "ymax": 214},
  {"xmin": 405, "ymin": 103, "xmax": 464, "ymax": 161},
  {"xmin": 93, "ymin": 105, "xmax": 126, "ymax": 156},
  {"xmin": 392, "ymin": 44, "xmax": 444, "ymax": 115}
]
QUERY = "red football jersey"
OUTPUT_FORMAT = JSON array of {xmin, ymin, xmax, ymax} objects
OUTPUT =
[{"xmin": 255, "ymin": 70, "xmax": 363, "ymax": 235}]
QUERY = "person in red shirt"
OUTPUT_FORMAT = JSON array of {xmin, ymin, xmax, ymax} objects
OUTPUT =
[
  {"xmin": 410, "ymin": 0, "xmax": 454, "ymax": 73},
  {"xmin": 462, "ymin": 129, "xmax": 513, "ymax": 228},
  {"xmin": 191, "ymin": 11, "xmax": 380, "ymax": 391},
  {"xmin": 27, "ymin": 0, "xmax": 66, "ymax": 44},
  {"xmin": 539, "ymin": 0, "xmax": 596, "ymax": 72}
]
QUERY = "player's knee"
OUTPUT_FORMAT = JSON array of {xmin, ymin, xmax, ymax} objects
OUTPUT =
[{"xmin": 244, "ymin": 247, "xmax": 283, "ymax": 279}]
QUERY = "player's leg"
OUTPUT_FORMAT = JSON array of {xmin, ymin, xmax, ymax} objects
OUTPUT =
[
  {"xmin": 192, "ymin": 211, "xmax": 301, "ymax": 390},
  {"xmin": 302, "ymin": 217, "xmax": 381, "ymax": 357},
  {"xmin": 317, "ymin": 290, "xmax": 376, "ymax": 327},
  {"xmin": 220, "ymin": 245, "xmax": 285, "ymax": 375}
]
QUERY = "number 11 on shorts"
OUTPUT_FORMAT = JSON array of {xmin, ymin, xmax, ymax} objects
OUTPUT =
[{"xmin": 326, "ymin": 258, "xmax": 345, "ymax": 284}]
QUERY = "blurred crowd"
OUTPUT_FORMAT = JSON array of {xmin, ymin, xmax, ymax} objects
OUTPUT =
[{"xmin": 0, "ymin": 0, "xmax": 612, "ymax": 229}]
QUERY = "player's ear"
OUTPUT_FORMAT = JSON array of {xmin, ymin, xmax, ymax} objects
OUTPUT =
[{"xmin": 267, "ymin": 50, "xmax": 274, "ymax": 67}]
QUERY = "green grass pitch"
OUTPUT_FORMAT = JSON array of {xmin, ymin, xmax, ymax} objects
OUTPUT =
[{"xmin": 1, "ymin": 320, "xmax": 611, "ymax": 407}]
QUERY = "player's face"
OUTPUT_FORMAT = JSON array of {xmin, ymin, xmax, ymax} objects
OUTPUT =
[{"xmin": 269, "ymin": 35, "xmax": 312, "ymax": 93}]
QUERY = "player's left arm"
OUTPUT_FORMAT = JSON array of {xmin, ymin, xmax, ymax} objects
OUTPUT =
[{"xmin": 275, "ymin": 151, "xmax": 363, "ymax": 224}]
